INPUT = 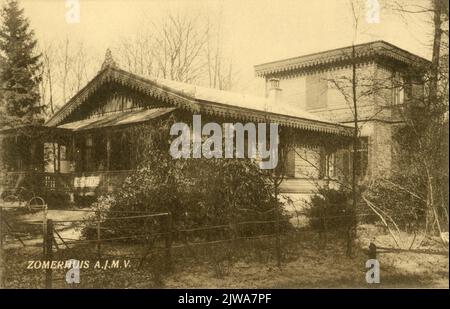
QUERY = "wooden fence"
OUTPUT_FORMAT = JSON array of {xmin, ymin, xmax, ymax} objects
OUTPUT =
[
  {"xmin": 3, "ymin": 206, "xmax": 446, "ymax": 288},
  {"xmin": 1, "ymin": 208, "xmax": 291, "ymax": 288}
]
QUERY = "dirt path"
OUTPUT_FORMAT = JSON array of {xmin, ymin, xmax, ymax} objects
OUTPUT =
[{"xmin": 2, "ymin": 207, "xmax": 92, "ymax": 249}]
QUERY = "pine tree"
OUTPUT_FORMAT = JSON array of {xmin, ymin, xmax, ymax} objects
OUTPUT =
[{"xmin": 0, "ymin": 0, "xmax": 42, "ymax": 125}]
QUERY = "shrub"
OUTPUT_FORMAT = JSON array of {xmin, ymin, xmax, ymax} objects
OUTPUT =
[
  {"xmin": 83, "ymin": 117, "xmax": 291, "ymax": 241},
  {"xmin": 85, "ymin": 157, "xmax": 291, "ymax": 240},
  {"xmin": 365, "ymin": 176, "xmax": 427, "ymax": 232},
  {"xmin": 305, "ymin": 187, "xmax": 354, "ymax": 235},
  {"xmin": 41, "ymin": 191, "xmax": 70, "ymax": 209}
]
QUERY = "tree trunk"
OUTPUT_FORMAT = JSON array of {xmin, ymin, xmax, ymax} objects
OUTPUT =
[
  {"xmin": 429, "ymin": 0, "xmax": 443, "ymax": 104},
  {"xmin": 347, "ymin": 44, "xmax": 358, "ymax": 257}
]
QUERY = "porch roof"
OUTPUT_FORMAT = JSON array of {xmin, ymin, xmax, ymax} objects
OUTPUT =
[
  {"xmin": 0, "ymin": 124, "xmax": 71, "ymax": 137},
  {"xmin": 57, "ymin": 107, "xmax": 175, "ymax": 131}
]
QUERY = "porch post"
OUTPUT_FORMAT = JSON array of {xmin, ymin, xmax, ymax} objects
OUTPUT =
[
  {"xmin": 69, "ymin": 134, "xmax": 76, "ymax": 207},
  {"xmin": 71, "ymin": 135, "xmax": 76, "ymax": 172},
  {"xmin": 57, "ymin": 143, "xmax": 61, "ymax": 173},
  {"xmin": 30, "ymin": 138, "xmax": 36, "ymax": 171}
]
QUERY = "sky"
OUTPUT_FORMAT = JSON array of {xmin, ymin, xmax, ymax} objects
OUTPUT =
[{"xmin": 17, "ymin": 0, "xmax": 435, "ymax": 95}]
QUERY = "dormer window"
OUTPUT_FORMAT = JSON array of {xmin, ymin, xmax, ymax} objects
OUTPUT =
[{"xmin": 392, "ymin": 72, "xmax": 404, "ymax": 105}]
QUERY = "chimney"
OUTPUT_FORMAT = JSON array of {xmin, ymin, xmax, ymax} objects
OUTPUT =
[{"xmin": 268, "ymin": 78, "xmax": 282, "ymax": 103}]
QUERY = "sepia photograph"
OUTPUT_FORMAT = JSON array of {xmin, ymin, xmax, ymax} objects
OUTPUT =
[{"xmin": 0, "ymin": 0, "xmax": 448, "ymax": 297}]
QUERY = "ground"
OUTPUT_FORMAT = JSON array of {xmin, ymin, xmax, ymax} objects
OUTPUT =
[
  {"xmin": 1, "ymin": 207, "xmax": 448, "ymax": 288},
  {"xmin": 162, "ymin": 229, "xmax": 449, "ymax": 288}
]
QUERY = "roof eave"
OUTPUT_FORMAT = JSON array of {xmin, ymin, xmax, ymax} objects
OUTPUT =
[
  {"xmin": 45, "ymin": 67, "xmax": 353, "ymax": 137},
  {"xmin": 254, "ymin": 41, "xmax": 431, "ymax": 77}
]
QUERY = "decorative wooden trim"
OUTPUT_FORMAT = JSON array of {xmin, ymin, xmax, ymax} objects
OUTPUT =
[
  {"xmin": 45, "ymin": 67, "xmax": 353, "ymax": 136},
  {"xmin": 254, "ymin": 41, "xmax": 430, "ymax": 77}
]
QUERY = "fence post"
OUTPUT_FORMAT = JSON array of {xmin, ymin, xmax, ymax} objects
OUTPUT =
[
  {"xmin": 0, "ymin": 206, "xmax": 3, "ymax": 250},
  {"xmin": 96, "ymin": 212, "xmax": 101, "ymax": 259},
  {"xmin": 275, "ymin": 208, "xmax": 281, "ymax": 269},
  {"xmin": 164, "ymin": 212, "xmax": 173, "ymax": 272},
  {"xmin": 0, "ymin": 206, "xmax": 3, "ymax": 288},
  {"xmin": 42, "ymin": 204, "xmax": 48, "ymax": 245},
  {"xmin": 44, "ymin": 219, "xmax": 53, "ymax": 289},
  {"xmin": 323, "ymin": 213, "xmax": 328, "ymax": 248},
  {"xmin": 368, "ymin": 242, "xmax": 377, "ymax": 260}
]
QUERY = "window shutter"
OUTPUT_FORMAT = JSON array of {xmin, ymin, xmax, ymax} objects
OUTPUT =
[{"xmin": 306, "ymin": 74, "xmax": 328, "ymax": 110}]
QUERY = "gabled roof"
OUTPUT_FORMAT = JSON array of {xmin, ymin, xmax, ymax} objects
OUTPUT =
[
  {"xmin": 254, "ymin": 40, "xmax": 430, "ymax": 77},
  {"xmin": 45, "ymin": 66, "xmax": 353, "ymax": 136}
]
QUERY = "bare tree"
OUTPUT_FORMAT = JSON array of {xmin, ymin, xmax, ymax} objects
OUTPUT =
[
  {"xmin": 114, "ymin": 26, "xmax": 156, "ymax": 78},
  {"xmin": 39, "ymin": 43, "xmax": 55, "ymax": 114},
  {"xmin": 152, "ymin": 12, "xmax": 208, "ymax": 83},
  {"xmin": 39, "ymin": 38, "xmax": 95, "ymax": 117},
  {"xmin": 346, "ymin": 0, "xmax": 450, "ymax": 249},
  {"xmin": 316, "ymin": 0, "xmax": 364, "ymax": 256},
  {"xmin": 114, "ymin": 11, "xmax": 237, "ymax": 90},
  {"xmin": 386, "ymin": 0, "xmax": 449, "ymax": 244},
  {"xmin": 205, "ymin": 16, "xmax": 236, "ymax": 90}
]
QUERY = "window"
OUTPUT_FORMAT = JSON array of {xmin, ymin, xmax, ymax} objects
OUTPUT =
[
  {"xmin": 392, "ymin": 72, "xmax": 404, "ymax": 105},
  {"xmin": 110, "ymin": 131, "xmax": 132, "ymax": 170},
  {"xmin": 84, "ymin": 135, "xmax": 94, "ymax": 171},
  {"xmin": 60, "ymin": 145, "xmax": 67, "ymax": 161},
  {"xmin": 325, "ymin": 153, "xmax": 336, "ymax": 178},
  {"xmin": 306, "ymin": 74, "xmax": 328, "ymax": 110},
  {"xmin": 351, "ymin": 137, "xmax": 368, "ymax": 178},
  {"xmin": 337, "ymin": 138, "xmax": 369, "ymax": 180},
  {"xmin": 319, "ymin": 150, "xmax": 336, "ymax": 179},
  {"xmin": 93, "ymin": 135, "xmax": 107, "ymax": 171},
  {"xmin": 284, "ymin": 147, "xmax": 296, "ymax": 178}
]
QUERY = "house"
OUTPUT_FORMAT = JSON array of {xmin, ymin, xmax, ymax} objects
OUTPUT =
[
  {"xmin": 255, "ymin": 40, "xmax": 429, "ymax": 182},
  {"xmin": 6, "ymin": 40, "xmax": 430, "ymax": 208},
  {"xmin": 0, "ymin": 49, "xmax": 354, "ymax": 207}
]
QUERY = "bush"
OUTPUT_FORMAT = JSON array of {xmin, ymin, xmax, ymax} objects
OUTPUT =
[
  {"xmin": 365, "ymin": 176, "xmax": 427, "ymax": 232},
  {"xmin": 41, "ymin": 191, "xmax": 70, "ymax": 209},
  {"xmin": 84, "ymin": 158, "xmax": 291, "ymax": 241},
  {"xmin": 83, "ymin": 118, "xmax": 291, "ymax": 241},
  {"xmin": 305, "ymin": 187, "xmax": 354, "ymax": 235}
]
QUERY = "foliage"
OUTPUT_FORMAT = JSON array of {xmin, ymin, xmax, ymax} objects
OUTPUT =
[
  {"xmin": 365, "ymin": 176, "xmax": 441, "ymax": 232},
  {"xmin": 386, "ymin": 0, "xmax": 449, "ymax": 237},
  {"xmin": 40, "ymin": 191, "xmax": 71, "ymax": 209},
  {"xmin": 305, "ymin": 187, "xmax": 354, "ymax": 235},
  {"xmin": 390, "ymin": 98, "xmax": 449, "ymax": 230},
  {"xmin": 0, "ymin": 0, "xmax": 43, "ymax": 125},
  {"xmin": 83, "ymin": 116, "xmax": 291, "ymax": 240},
  {"xmin": 113, "ymin": 11, "xmax": 236, "ymax": 90}
]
